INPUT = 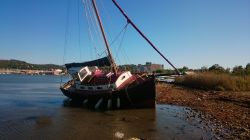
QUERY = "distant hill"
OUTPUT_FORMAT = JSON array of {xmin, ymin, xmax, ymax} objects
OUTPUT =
[{"xmin": 0, "ymin": 59, "xmax": 64, "ymax": 70}]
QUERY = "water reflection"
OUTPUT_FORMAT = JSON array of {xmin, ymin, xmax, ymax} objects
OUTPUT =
[
  {"xmin": 58, "ymin": 100, "xmax": 211, "ymax": 140},
  {"xmin": 0, "ymin": 103, "xmax": 213, "ymax": 140},
  {"xmin": 60, "ymin": 99, "xmax": 157, "ymax": 139}
]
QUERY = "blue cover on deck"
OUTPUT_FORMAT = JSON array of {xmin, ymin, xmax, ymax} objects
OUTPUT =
[{"xmin": 65, "ymin": 56, "xmax": 111, "ymax": 69}]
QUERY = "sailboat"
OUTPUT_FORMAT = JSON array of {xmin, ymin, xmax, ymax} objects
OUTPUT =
[{"xmin": 60, "ymin": 0, "xmax": 180, "ymax": 109}]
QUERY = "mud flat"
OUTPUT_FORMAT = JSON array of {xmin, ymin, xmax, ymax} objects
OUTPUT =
[{"xmin": 156, "ymin": 83, "xmax": 250, "ymax": 139}]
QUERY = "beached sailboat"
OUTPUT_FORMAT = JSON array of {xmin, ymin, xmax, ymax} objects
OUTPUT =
[{"xmin": 60, "ymin": 0, "xmax": 180, "ymax": 109}]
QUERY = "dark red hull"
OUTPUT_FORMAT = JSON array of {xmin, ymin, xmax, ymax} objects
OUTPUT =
[{"xmin": 60, "ymin": 77, "xmax": 155, "ymax": 109}]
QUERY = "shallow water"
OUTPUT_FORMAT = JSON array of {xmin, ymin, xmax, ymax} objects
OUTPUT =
[{"xmin": 0, "ymin": 74, "xmax": 213, "ymax": 140}]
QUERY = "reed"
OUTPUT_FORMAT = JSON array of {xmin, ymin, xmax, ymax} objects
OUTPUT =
[{"xmin": 175, "ymin": 72, "xmax": 250, "ymax": 91}]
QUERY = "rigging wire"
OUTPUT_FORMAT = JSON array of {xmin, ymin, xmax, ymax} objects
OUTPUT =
[
  {"xmin": 99, "ymin": 0, "xmax": 128, "ymax": 72},
  {"xmin": 61, "ymin": 0, "xmax": 71, "ymax": 86},
  {"xmin": 119, "ymin": 41, "xmax": 133, "ymax": 71},
  {"xmin": 82, "ymin": 0, "xmax": 133, "ymax": 72},
  {"xmin": 105, "ymin": 23, "xmax": 130, "ymax": 72},
  {"xmin": 99, "ymin": 0, "xmax": 114, "ymax": 42},
  {"xmin": 86, "ymin": 0, "xmax": 108, "ymax": 57},
  {"xmin": 82, "ymin": 0, "xmax": 111, "ymax": 68},
  {"xmin": 84, "ymin": 0, "xmax": 114, "ymax": 72},
  {"xmin": 77, "ymin": 0, "xmax": 82, "ymax": 61},
  {"xmin": 63, "ymin": 0, "xmax": 71, "ymax": 65},
  {"xmin": 110, "ymin": 23, "xmax": 129, "ymax": 47},
  {"xmin": 82, "ymin": 0, "xmax": 101, "ymax": 58},
  {"xmin": 84, "ymin": 0, "xmax": 109, "ymax": 58},
  {"xmin": 114, "ymin": 23, "xmax": 128, "ymax": 60}
]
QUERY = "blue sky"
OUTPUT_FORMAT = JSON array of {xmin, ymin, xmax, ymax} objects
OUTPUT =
[{"xmin": 0, "ymin": 0, "xmax": 249, "ymax": 69}]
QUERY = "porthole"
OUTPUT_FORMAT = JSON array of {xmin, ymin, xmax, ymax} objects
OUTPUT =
[{"xmin": 121, "ymin": 76, "xmax": 126, "ymax": 80}]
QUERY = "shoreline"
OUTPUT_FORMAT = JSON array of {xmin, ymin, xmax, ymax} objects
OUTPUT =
[{"xmin": 156, "ymin": 83, "xmax": 250, "ymax": 139}]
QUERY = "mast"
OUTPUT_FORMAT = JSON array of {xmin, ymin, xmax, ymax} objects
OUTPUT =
[
  {"xmin": 91, "ymin": 0, "xmax": 118, "ymax": 74},
  {"xmin": 112, "ymin": 0, "xmax": 181, "ymax": 75}
]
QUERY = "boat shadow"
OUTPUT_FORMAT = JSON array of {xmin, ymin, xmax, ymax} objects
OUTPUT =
[
  {"xmin": 62, "ymin": 98, "xmax": 85, "ymax": 108},
  {"xmin": 62, "ymin": 98, "xmax": 156, "ymax": 112}
]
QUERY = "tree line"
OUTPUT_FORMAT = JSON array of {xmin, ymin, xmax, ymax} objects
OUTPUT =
[
  {"xmin": 155, "ymin": 63, "xmax": 250, "ymax": 76},
  {"xmin": 0, "ymin": 59, "xmax": 64, "ymax": 71}
]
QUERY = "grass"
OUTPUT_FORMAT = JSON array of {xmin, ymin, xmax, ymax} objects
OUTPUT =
[{"xmin": 175, "ymin": 72, "xmax": 250, "ymax": 91}]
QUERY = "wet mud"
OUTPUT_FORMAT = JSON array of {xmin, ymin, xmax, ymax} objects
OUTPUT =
[{"xmin": 157, "ymin": 83, "xmax": 250, "ymax": 139}]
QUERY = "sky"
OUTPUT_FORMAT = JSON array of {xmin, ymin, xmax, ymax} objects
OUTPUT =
[{"xmin": 0, "ymin": 0, "xmax": 249, "ymax": 69}]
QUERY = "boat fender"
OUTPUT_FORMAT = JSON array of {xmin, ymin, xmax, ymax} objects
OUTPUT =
[
  {"xmin": 83, "ymin": 99, "xmax": 88, "ymax": 105},
  {"xmin": 117, "ymin": 97, "xmax": 120, "ymax": 109},
  {"xmin": 107, "ymin": 99, "xmax": 112, "ymax": 109},
  {"xmin": 95, "ymin": 98, "xmax": 103, "ymax": 109}
]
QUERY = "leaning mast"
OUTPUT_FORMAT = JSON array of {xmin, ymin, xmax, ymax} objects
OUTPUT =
[
  {"xmin": 112, "ymin": 0, "xmax": 180, "ymax": 75},
  {"xmin": 91, "ymin": 0, "xmax": 118, "ymax": 74}
]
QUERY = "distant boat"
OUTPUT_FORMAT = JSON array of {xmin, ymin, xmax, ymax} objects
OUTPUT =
[
  {"xmin": 60, "ymin": 0, "xmax": 180, "ymax": 109},
  {"xmin": 156, "ymin": 75, "xmax": 178, "ymax": 83}
]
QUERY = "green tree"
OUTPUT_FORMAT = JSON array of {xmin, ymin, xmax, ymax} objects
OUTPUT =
[
  {"xmin": 225, "ymin": 68, "xmax": 231, "ymax": 73},
  {"xmin": 209, "ymin": 64, "xmax": 225, "ymax": 73},
  {"xmin": 245, "ymin": 63, "xmax": 250, "ymax": 75},
  {"xmin": 178, "ymin": 66, "xmax": 189, "ymax": 73},
  {"xmin": 182, "ymin": 66, "xmax": 189, "ymax": 72},
  {"xmin": 232, "ymin": 65, "xmax": 245, "ymax": 75}
]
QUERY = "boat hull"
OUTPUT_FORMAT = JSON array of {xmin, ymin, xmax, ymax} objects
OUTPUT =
[{"xmin": 60, "ymin": 77, "xmax": 155, "ymax": 109}]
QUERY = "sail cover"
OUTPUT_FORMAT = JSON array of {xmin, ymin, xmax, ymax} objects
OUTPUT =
[{"xmin": 65, "ymin": 56, "xmax": 111, "ymax": 69}]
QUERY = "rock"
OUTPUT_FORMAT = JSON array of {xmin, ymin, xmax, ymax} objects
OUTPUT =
[
  {"xmin": 127, "ymin": 137, "xmax": 141, "ymax": 140},
  {"xmin": 114, "ymin": 131, "xmax": 125, "ymax": 139}
]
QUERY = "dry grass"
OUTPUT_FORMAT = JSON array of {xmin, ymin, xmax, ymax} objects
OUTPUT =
[{"xmin": 175, "ymin": 72, "xmax": 250, "ymax": 91}]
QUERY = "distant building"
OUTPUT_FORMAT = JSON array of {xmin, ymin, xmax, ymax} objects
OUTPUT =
[
  {"xmin": 137, "ymin": 62, "xmax": 164, "ymax": 73},
  {"xmin": 53, "ymin": 69, "xmax": 63, "ymax": 75}
]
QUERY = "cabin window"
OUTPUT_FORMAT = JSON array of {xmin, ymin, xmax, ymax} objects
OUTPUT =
[
  {"xmin": 97, "ymin": 87, "xmax": 102, "ymax": 90},
  {"xmin": 81, "ymin": 87, "xmax": 85, "ymax": 90},
  {"xmin": 79, "ymin": 69, "xmax": 87, "ymax": 78},
  {"xmin": 88, "ymin": 87, "xmax": 93, "ymax": 90},
  {"xmin": 78, "ymin": 67, "xmax": 91, "ymax": 82}
]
